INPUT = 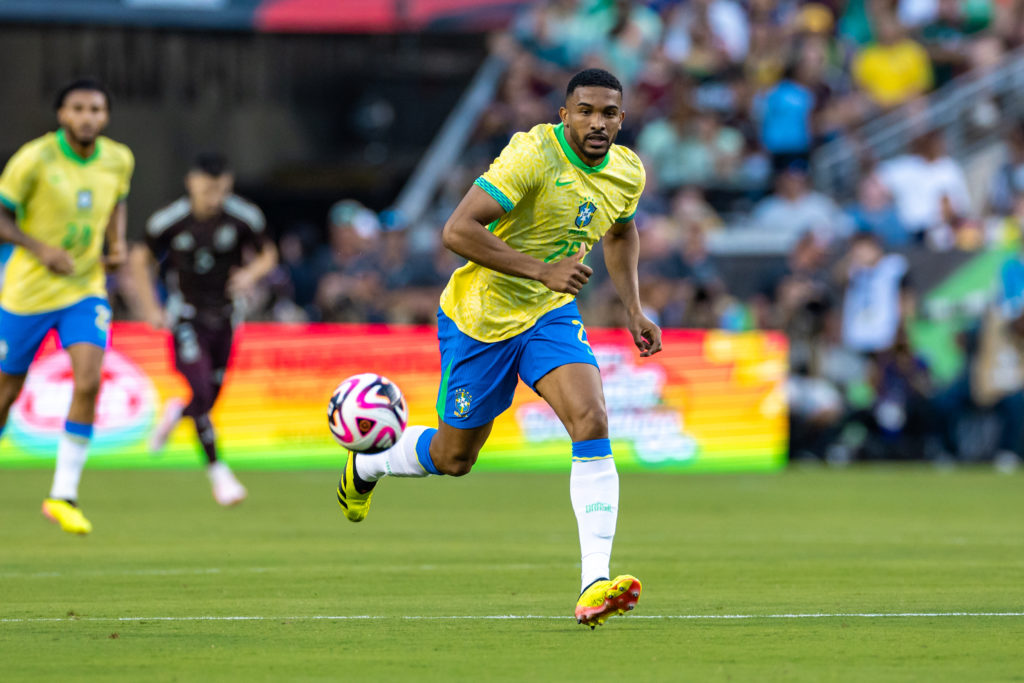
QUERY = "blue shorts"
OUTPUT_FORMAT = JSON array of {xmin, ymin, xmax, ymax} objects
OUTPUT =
[
  {"xmin": 0, "ymin": 296, "xmax": 111, "ymax": 375},
  {"xmin": 436, "ymin": 300, "xmax": 599, "ymax": 429}
]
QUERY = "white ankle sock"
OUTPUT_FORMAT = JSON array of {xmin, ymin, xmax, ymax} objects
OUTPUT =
[
  {"xmin": 50, "ymin": 431, "xmax": 90, "ymax": 502},
  {"xmin": 355, "ymin": 425, "xmax": 438, "ymax": 481},
  {"xmin": 570, "ymin": 457, "xmax": 619, "ymax": 592}
]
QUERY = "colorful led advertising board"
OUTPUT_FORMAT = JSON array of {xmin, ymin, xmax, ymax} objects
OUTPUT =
[{"xmin": 0, "ymin": 323, "xmax": 787, "ymax": 472}]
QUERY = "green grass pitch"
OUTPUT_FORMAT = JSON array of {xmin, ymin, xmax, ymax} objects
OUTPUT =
[{"xmin": 1, "ymin": 466, "xmax": 1023, "ymax": 682}]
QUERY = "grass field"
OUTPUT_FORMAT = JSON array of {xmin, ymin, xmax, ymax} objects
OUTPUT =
[{"xmin": 1, "ymin": 465, "xmax": 1023, "ymax": 682}]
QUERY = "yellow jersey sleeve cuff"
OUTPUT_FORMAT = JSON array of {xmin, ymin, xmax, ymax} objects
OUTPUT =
[
  {"xmin": 0, "ymin": 192, "xmax": 19, "ymax": 212},
  {"xmin": 615, "ymin": 210, "xmax": 637, "ymax": 223},
  {"xmin": 474, "ymin": 177, "xmax": 514, "ymax": 213}
]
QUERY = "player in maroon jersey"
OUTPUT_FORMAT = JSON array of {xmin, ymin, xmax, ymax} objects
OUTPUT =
[{"xmin": 127, "ymin": 153, "xmax": 277, "ymax": 505}]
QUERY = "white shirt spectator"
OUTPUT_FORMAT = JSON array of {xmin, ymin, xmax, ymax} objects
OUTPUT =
[
  {"xmin": 663, "ymin": 0, "xmax": 749, "ymax": 63},
  {"xmin": 898, "ymin": 0, "xmax": 939, "ymax": 28},
  {"xmin": 752, "ymin": 190, "xmax": 851, "ymax": 246},
  {"xmin": 878, "ymin": 154, "xmax": 971, "ymax": 233},
  {"xmin": 842, "ymin": 254, "xmax": 908, "ymax": 352}
]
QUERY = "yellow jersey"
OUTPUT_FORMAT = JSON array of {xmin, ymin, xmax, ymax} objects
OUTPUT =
[
  {"xmin": 440, "ymin": 122, "xmax": 645, "ymax": 342},
  {"xmin": 0, "ymin": 129, "xmax": 134, "ymax": 314}
]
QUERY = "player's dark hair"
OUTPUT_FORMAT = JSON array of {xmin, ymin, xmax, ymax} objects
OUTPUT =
[
  {"xmin": 190, "ymin": 152, "xmax": 231, "ymax": 177},
  {"xmin": 566, "ymin": 69, "xmax": 623, "ymax": 99},
  {"xmin": 54, "ymin": 78, "xmax": 111, "ymax": 111}
]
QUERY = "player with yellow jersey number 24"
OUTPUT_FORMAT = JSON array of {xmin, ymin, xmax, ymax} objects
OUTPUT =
[{"xmin": 0, "ymin": 79, "xmax": 134, "ymax": 535}]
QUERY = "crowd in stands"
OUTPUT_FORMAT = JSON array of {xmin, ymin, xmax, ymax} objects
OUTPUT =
[{"xmin": 107, "ymin": 0, "xmax": 1024, "ymax": 469}]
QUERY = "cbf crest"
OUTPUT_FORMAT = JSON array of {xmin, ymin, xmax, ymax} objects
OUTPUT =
[
  {"xmin": 453, "ymin": 389, "xmax": 472, "ymax": 418},
  {"xmin": 77, "ymin": 189, "xmax": 93, "ymax": 211},
  {"xmin": 575, "ymin": 197, "xmax": 597, "ymax": 228}
]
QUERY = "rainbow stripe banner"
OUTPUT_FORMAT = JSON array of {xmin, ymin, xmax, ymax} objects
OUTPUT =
[{"xmin": 0, "ymin": 323, "xmax": 788, "ymax": 472}]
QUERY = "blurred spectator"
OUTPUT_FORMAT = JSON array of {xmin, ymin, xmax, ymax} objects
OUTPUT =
[
  {"xmin": 753, "ymin": 231, "xmax": 833, "ymax": 332},
  {"xmin": 877, "ymin": 131, "xmax": 971, "ymax": 238},
  {"xmin": 839, "ymin": 232, "xmax": 911, "ymax": 353},
  {"xmin": 592, "ymin": 0, "xmax": 664, "ymax": 84},
  {"xmin": 845, "ymin": 171, "xmax": 910, "ymax": 248},
  {"xmin": 988, "ymin": 125, "xmax": 1024, "ymax": 216},
  {"xmin": 663, "ymin": 0, "xmax": 750, "ymax": 65},
  {"xmin": 754, "ymin": 63, "xmax": 816, "ymax": 172},
  {"xmin": 669, "ymin": 186, "xmax": 724, "ymax": 234},
  {"xmin": 752, "ymin": 161, "xmax": 851, "ymax": 246},
  {"xmin": 854, "ymin": 328, "xmax": 940, "ymax": 460},
  {"xmin": 920, "ymin": 0, "xmax": 993, "ymax": 86},
  {"xmin": 377, "ymin": 225, "xmax": 457, "ymax": 324},
  {"xmin": 744, "ymin": 18, "xmax": 787, "ymax": 89},
  {"xmin": 637, "ymin": 104, "xmax": 745, "ymax": 189},
  {"xmin": 276, "ymin": 223, "xmax": 321, "ymax": 318},
  {"xmin": 312, "ymin": 199, "xmax": 386, "ymax": 322},
  {"xmin": 987, "ymin": 193, "xmax": 1024, "ymax": 248},
  {"xmin": 851, "ymin": 13, "xmax": 933, "ymax": 109},
  {"xmin": 935, "ymin": 305, "xmax": 1024, "ymax": 469}
]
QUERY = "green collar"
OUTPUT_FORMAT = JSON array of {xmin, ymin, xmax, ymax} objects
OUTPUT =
[
  {"xmin": 56, "ymin": 128, "xmax": 100, "ymax": 165},
  {"xmin": 554, "ymin": 123, "xmax": 610, "ymax": 173}
]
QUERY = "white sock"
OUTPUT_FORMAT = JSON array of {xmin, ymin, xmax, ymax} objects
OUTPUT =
[
  {"xmin": 355, "ymin": 425, "xmax": 438, "ymax": 481},
  {"xmin": 570, "ymin": 457, "xmax": 619, "ymax": 592},
  {"xmin": 50, "ymin": 432, "xmax": 90, "ymax": 502}
]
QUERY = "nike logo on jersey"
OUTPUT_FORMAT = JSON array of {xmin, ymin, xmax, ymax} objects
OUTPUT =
[{"xmin": 555, "ymin": 178, "xmax": 575, "ymax": 187}]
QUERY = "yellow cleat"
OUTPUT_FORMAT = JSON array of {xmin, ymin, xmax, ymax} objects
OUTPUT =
[
  {"xmin": 336, "ymin": 451, "xmax": 374, "ymax": 523},
  {"xmin": 575, "ymin": 574, "xmax": 642, "ymax": 629},
  {"xmin": 41, "ymin": 499, "xmax": 92, "ymax": 535}
]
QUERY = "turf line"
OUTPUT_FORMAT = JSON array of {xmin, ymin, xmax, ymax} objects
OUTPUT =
[{"xmin": 2, "ymin": 612, "xmax": 1024, "ymax": 624}]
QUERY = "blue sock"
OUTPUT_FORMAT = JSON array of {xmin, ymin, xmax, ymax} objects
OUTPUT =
[
  {"xmin": 416, "ymin": 427, "xmax": 441, "ymax": 475},
  {"xmin": 64, "ymin": 420, "xmax": 93, "ymax": 441},
  {"xmin": 572, "ymin": 438, "xmax": 612, "ymax": 462}
]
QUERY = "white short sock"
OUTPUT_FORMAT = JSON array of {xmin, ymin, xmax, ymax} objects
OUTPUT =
[
  {"xmin": 570, "ymin": 457, "xmax": 619, "ymax": 592},
  {"xmin": 355, "ymin": 425, "xmax": 437, "ymax": 481},
  {"xmin": 50, "ymin": 432, "xmax": 90, "ymax": 502}
]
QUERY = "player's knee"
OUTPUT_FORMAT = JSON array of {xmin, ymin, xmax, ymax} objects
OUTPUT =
[
  {"xmin": 433, "ymin": 447, "xmax": 479, "ymax": 477},
  {"xmin": 564, "ymin": 405, "xmax": 608, "ymax": 442},
  {"xmin": 189, "ymin": 390, "xmax": 216, "ymax": 416},
  {"xmin": 439, "ymin": 458, "xmax": 475, "ymax": 477},
  {"xmin": 72, "ymin": 375, "xmax": 102, "ymax": 400}
]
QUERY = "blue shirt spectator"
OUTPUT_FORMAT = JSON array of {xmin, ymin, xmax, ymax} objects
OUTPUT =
[{"xmin": 756, "ymin": 75, "xmax": 815, "ymax": 156}]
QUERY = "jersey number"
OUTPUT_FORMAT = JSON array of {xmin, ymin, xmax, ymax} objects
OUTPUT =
[
  {"xmin": 61, "ymin": 223, "xmax": 93, "ymax": 252},
  {"xmin": 544, "ymin": 240, "xmax": 583, "ymax": 263}
]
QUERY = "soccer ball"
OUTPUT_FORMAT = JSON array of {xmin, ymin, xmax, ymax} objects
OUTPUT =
[{"xmin": 327, "ymin": 373, "xmax": 408, "ymax": 453}]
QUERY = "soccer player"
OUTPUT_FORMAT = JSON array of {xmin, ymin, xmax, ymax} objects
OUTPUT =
[
  {"xmin": 336, "ymin": 69, "xmax": 662, "ymax": 628},
  {"xmin": 0, "ymin": 79, "xmax": 134, "ymax": 534},
  {"xmin": 127, "ymin": 153, "xmax": 277, "ymax": 506}
]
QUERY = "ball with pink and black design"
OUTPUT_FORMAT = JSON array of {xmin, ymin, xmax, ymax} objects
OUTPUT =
[{"xmin": 327, "ymin": 373, "xmax": 408, "ymax": 453}]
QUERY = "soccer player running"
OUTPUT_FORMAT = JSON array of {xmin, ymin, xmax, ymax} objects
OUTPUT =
[
  {"xmin": 127, "ymin": 153, "xmax": 277, "ymax": 506},
  {"xmin": 0, "ymin": 79, "xmax": 134, "ymax": 534},
  {"xmin": 336, "ymin": 69, "xmax": 662, "ymax": 628}
]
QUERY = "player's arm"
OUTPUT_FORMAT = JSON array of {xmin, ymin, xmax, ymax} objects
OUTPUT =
[
  {"xmin": 103, "ymin": 201, "xmax": 128, "ymax": 270},
  {"xmin": 0, "ymin": 206, "xmax": 74, "ymax": 274},
  {"xmin": 125, "ymin": 243, "xmax": 167, "ymax": 329},
  {"xmin": 442, "ymin": 185, "xmax": 592, "ymax": 295},
  {"xmin": 227, "ymin": 240, "xmax": 278, "ymax": 297},
  {"xmin": 603, "ymin": 219, "xmax": 662, "ymax": 357}
]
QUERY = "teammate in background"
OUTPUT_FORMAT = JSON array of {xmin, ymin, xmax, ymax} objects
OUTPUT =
[
  {"xmin": 0, "ymin": 79, "xmax": 134, "ymax": 534},
  {"xmin": 127, "ymin": 153, "xmax": 276, "ymax": 506},
  {"xmin": 336, "ymin": 69, "xmax": 662, "ymax": 628}
]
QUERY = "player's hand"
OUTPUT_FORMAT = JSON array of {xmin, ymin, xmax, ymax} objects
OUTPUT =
[
  {"xmin": 33, "ymin": 243, "xmax": 74, "ymax": 275},
  {"xmin": 627, "ymin": 310, "xmax": 662, "ymax": 357},
  {"xmin": 227, "ymin": 267, "xmax": 259, "ymax": 297},
  {"xmin": 104, "ymin": 240, "xmax": 128, "ymax": 271},
  {"xmin": 539, "ymin": 243, "xmax": 592, "ymax": 295}
]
